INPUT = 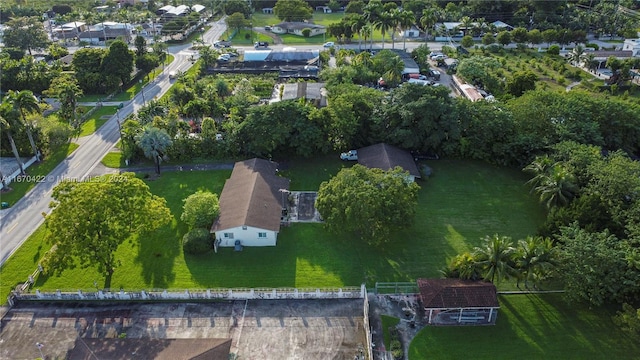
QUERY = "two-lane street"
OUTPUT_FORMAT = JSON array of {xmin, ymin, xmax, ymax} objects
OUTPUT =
[{"xmin": 0, "ymin": 18, "xmax": 229, "ymax": 266}]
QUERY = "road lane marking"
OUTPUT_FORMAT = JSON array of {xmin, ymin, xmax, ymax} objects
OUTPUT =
[{"xmin": 7, "ymin": 222, "xmax": 18, "ymax": 234}]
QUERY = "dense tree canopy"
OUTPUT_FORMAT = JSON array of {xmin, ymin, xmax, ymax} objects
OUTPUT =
[
  {"xmin": 2, "ymin": 16, "xmax": 50, "ymax": 55},
  {"xmin": 315, "ymin": 164, "xmax": 420, "ymax": 245},
  {"xmin": 44, "ymin": 173, "xmax": 171, "ymax": 286},
  {"xmin": 274, "ymin": 0, "xmax": 313, "ymax": 22}
]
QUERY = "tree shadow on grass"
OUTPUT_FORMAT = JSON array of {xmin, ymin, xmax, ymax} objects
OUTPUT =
[{"xmin": 133, "ymin": 222, "xmax": 180, "ymax": 289}]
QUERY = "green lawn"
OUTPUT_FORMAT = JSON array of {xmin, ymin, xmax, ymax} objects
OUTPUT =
[
  {"xmin": 408, "ymin": 293, "xmax": 640, "ymax": 359},
  {"xmin": 77, "ymin": 106, "xmax": 118, "ymax": 137},
  {"xmin": 1, "ymin": 158, "xmax": 544, "ymax": 297},
  {"xmin": 381, "ymin": 315, "xmax": 400, "ymax": 348},
  {"xmin": 0, "ymin": 142, "xmax": 79, "ymax": 207}
]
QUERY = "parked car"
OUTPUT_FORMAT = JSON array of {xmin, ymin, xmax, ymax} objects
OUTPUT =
[
  {"xmin": 408, "ymin": 78, "xmax": 433, "ymax": 86},
  {"xmin": 323, "ymin": 41, "xmax": 335, "ymax": 48},
  {"xmin": 431, "ymin": 54, "xmax": 447, "ymax": 61},
  {"xmin": 218, "ymin": 54, "xmax": 231, "ymax": 61},
  {"xmin": 264, "ymin": 26, "xmax": 272, "ymax": 31},
  {"xmin": 214, "ymin": 40, "xmax": 231, "ymax": 48},
  {"xmin": 340, "ymin": 150, "xmax": 358, "ymax": 161},
  {"xmin": 407, "ymin": 73, "xmax": 428, "ymax": 80},
  {"xmin": 428, "ymin": 69, "xmax": 441, "ymax": 80},
  {"xmin": 254, "ymin": 41, "xmax": 269, "ymax": 49}
]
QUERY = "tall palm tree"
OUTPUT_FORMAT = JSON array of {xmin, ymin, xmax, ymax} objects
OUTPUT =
[
  {"xmin": 0, "ymin": 105, "xmax": 25, "ymax": 175},
  {"xmin": 95, "ymin": 13, "xmax": 108, "ymax": 44},
  {"xmin": 363, "ymin": 0, "xmax": 383, "ymax": 50},
  {"xmin": 420, "ymin": 8, "xmax": 438, "ymax": 43},
  {"xmin": 135, "ymin": 125, "xmax": 172, "ymax": 175},
  {"xmin": 374, "ymin": 12, "xmax": 395, "ymax": 49},
  {"xmin": 349, "ymin": 14, "xmax": 367, "ymax": 51},
  {"xmin": 473, "ymin": 235, "xmax": 516, "ymax": 284},
  {"xmin": 397, "ymin": 10, "xmax": 415, "ymax": 51},
  {"xmin": 523, "ymin": 155, "xmax": 554, "ymax": 189},
  {"xmin": 5, "ymin": 90, "xmax": 41, "ymax": 161},
  {"xmin": 514, "ymin": 236, "xmax": 556, "ymax": 289}
]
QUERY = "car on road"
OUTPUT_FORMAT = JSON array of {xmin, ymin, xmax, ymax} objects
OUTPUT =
[
  {"xmin": 407, "ymin": 73, "xmax": 428, "ymax": 80},
  {"xmin": 340, "ymin": 150, "xmax": 358, "ymax": 161},
  {"xmin": 254, "ymin": 41, "xmax": 269, "ymax": 49},
  {"xmin": 169, "ymin": 71, "xmax": 177, "ymax": 79},
  {"xmin": 431, "ymin": 54, "xmax": 447, "ymax": 61},
  {"xmin": 323, "ymin": 41, "xmax": 335, "ymax": 48},
  {"xmin": 264, "ymin": 26, "xmax": 272, "ymax": 31},
  {"xmin": 428, "ymin": 69, "xmax": 441, "ymax": 80}
]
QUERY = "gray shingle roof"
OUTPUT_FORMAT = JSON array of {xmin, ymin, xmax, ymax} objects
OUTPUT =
[
  {"xmin": 212, "ymin": 158, "xmax": 290, "ymax": 233},
  {"xmin": 357, "ymin": 143, "xmax": 420, "ymax": 178}
]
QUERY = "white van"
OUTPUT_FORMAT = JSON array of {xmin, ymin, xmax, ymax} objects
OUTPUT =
[
  {"xmin": 169, "ymin": 71, "xmax": 177, "ymax": 79},
  {"xmin": 407, "ymin": 78, "xmax": 433, "ymax": 86}
]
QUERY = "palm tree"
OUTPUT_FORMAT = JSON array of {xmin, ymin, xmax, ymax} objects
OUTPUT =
[
  {"xmin": 535, "ymin": 165, "xmax": 577, "ymax": 209},
  {"xmin": 352, "ymin": 51, "xmax": 373, "ymax": 68},
  {"xmin": 349, "ymin": 14, "xmax": 367, "ymax": 51},
  {"xmin": 363, "ymin": 0, "xmax": 383, "ymax": 50},
  {"xmin": 523, "ymin": 155, "xmax": 554, "ymax": 189},
  {"xmin": 473, "ymin": 235, "xmax": 516, "ymax": 284},
  {"xmin": 374, "ymin": 12, "xmax": 396, "ymax": 49},
  {"xmin": 567, "ymin": 44, "xmax": 588, "ymax": 67},
  {"xmin": 95, "ymin": 13, "xmax": 108, "ymax": 44},
  {"xmin": 397, "ymin": 10, "xmax": 415, "ymax": 51},
  {"xmin": 459, "ymin": 16, "xmax": 474, "ymax": 36},
  {"xmin": 5, "ymin": 90, "xmax": 41, "ymax": 161},
  {"xmin": 514, "ymin": 236, "xmax": 556, "ymax": 289},
  {"xmin": 0, "ymin": 105, "xmax": 25, "ymax": 175},
  {"xmin": 135, "ymin": 125, "xmax": 172, "ymax": 175},
  {"xmin": 420, "ymin": 8, "xmax": 438, "ymax": 43},
  {"xmin": 383, "ymin": 54, "xmax": 405, "ymax": 86},
  {"xmin": 441, "ymin": 252, "xmax": 482, "ymax": 280}
]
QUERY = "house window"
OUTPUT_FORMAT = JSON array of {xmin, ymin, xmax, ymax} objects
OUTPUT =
[
  {"xmin": 242, "ymin": 226, "xmax": 247, "ymax": 230},
  {"xmin": 258, "ymin": 232, "xmax": 267, "ymax": 238},
  {"xmin": 223, "ymin": 233, "xmax": 234, "ymax": 239}
]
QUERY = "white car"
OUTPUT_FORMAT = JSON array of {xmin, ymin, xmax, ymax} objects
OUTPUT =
[
  {"xmin": 218, "ymin": 54, "xmax": 231, "ymax": 61},
  {"xmin": 323, "ymin": 42, "xmax": 335, "ymax": 48},
  {"xmin": 340, "ymin": 150, "xmax": 358, "ymax": 161}
]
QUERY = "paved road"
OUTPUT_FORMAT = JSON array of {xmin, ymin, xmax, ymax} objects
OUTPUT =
[{"xmin": 0, "ymin": 18, "xmax": 229, "ymax": 267}]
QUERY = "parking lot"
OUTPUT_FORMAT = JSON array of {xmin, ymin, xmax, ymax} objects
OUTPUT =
[{"xmin": 0, "ymin": 299, "xmax": 366, "ymax": 360}]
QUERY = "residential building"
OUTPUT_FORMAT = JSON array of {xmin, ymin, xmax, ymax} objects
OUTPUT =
[{"xmin": 211, "ymin": 158, "xmax": 290, "ymax": 247}]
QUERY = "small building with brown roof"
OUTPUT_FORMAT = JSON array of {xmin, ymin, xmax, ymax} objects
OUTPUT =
[
  {"xmin": 211, "ymin": 158, "xmax": 290, "ymax": 247},
  {"xmin": 357, "ymin": 143, "xmax": 421, "ymax": 182},
  {"xmin": 417, "ymin": 278, "xmax": 499, "ymax": 325}
]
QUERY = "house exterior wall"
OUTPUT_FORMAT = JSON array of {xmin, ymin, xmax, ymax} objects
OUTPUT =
[
  {"xmin": 425, "ymin": 307, "xmax": 498, "ymax": 325},
  {"xmin": 215, "ymin": 225, "xmax": 278, "ymax": 247},
  {"xmin": 272, "ymin": 26, "xmax": 286, "ymax": 34},
  {"xmin": 623, "ymin": 39, "xmax": 640, "ymax": 56}
]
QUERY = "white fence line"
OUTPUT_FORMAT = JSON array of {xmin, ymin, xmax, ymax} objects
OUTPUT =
[
  {"xmin": 11, "ymin": 285, "xmax": 367, "ymax": 303},
  {"xmin": 0, "ymin": 155, "xmax": 38, "ymax": 190}
]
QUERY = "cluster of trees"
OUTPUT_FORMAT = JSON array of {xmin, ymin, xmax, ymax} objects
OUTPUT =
[
  {"xmin": 181, "ymin": 191, "xmax": 220, "ymax": 255},
  {"xmin": 443, "ymin": 235, "xmax": 556, "ymax": 289}
]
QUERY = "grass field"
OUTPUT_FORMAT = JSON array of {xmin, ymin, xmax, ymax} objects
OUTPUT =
[
  {"xmin": 0, "ymin": 142, "xmax": 79, "ymax": 207},
  {"xmin": 381, "ymin": 315, "xmax": 400, "ymax": 348},
  {"xmin": 408, "ymin": 293, "xmax": 640, "ymax": 359},
  {"xmin": 77, "ymin": 106, "xmax": 117, "ymax": 137},
  {"xmin": 0, "ymin": 157, "xmax": 544, "ymax": 297}
]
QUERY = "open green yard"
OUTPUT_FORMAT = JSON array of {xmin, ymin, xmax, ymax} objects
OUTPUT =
[
  {"xmin": 0, "ymin": 157, "xmax": 544, "ymax": 297},
  {"xmin": 0, "ymin": 142, "xmax": 79, "ymax": 207},
  {"xmin": 408, "ymin": 293, "xmax": 640, "ymax": 359},
  {"xmin": 77, "ymin": 106, "xmax": 118, "ymax": 137}
]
